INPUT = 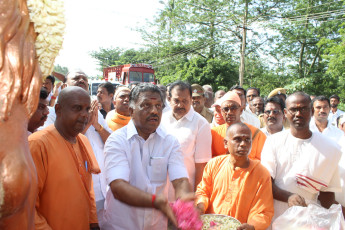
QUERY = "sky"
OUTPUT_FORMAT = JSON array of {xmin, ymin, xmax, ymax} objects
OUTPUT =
[{"xmin": 54, "ymin": 0, "xmax": 163, "ymax": 77}]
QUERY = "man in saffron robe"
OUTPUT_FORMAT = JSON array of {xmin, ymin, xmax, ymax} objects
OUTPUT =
[
  {"xmin": 211, "ymin": 92, "xmax": 266, "ymax": 159},
  {"xmin": 29, "ymin": 87, "xmax": 100, "ymax": 230},
  {"xmin": 196, "ymin": 123, "xmax": 274, "ymax": 230},
  {"xmin": 106, "ymin": 86, "xmax": 131, "ymax": 131}
]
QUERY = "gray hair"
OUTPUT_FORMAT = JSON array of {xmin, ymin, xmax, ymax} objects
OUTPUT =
[{"xmin": 129, "ymin": 83, "xmax": 164, "ymax": 108}]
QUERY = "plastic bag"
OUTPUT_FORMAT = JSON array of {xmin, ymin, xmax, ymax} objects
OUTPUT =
[{"xmin": 272, "ymin": 204, "xmax": 345, "ymax": 230}]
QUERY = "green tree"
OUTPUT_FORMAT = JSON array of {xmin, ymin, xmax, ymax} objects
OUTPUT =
[
  {"xmin": 142, "ymin": 0, "xmax": 287, "ymax": 86},
  {"xmin": 267, "ymin": 0, "xmax": 344, "ymax": 82},
  {"xmin": 54, "ymin": 64, "xmax": 69, "ymax": 75}
]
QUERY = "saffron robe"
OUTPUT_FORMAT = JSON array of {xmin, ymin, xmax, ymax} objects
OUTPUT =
[
  {"xmin": 29, "ymin": 125, "xmax": 100, "ymax": 230},
  {"xmin": 211, "ymin": 123, "xmax": 266, "ymax": 160},
  {"xmin": 196, "ymin": 156, "xmax": 274, "ymax": 230}
]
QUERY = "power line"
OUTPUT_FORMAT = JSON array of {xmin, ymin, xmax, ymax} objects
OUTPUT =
[
  {"xmin": 247, "ymin": 1, "xmax": 344, "ymax": 24},
  {"xmin": 153, "ymin": 42, "xmax": 217, "ymax": 67},
  {"xmin": 283, "ymin": 0, "xmax": 344, "ymax": 14},
  {"xmin": 286, "ymin": 9, "xmax": 345, "ymax": 19},
  {"xmin": 284, "ymin": 14, "xmax": 345, "ymax": 24},
  {"xmin": 285, "ymin": 9, "xmax": 345, "ymax": 21}
]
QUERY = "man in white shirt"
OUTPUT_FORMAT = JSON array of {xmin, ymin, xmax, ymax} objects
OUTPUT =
[
  {"xmin": 162, "ymin": 81, "xmax": 212, "ymax": 191},
  {"xmin": 328, "ymin": 94, "xmax": 345, "ymax": 126},
  {"xmin": 336, "ymin": 116, "xmax": 345, "ymax": 206},
  {"xmin": 310, "ymin": 95, "xmax": 343, "ymax": 143},
  {"xmin": 260, "ymin": 97, "xmax": 285, "ymax": 136},
  {"xmin": 230, "ymin": 85, "xmax": 260, "ymax": 128},
  {"xmin": 261, "ymin": 92, "xmax": 343, "ymax": 224},
  {"xmin": 103, "ymin": 83, "xmax": 192, "ymax": 230},
  {"xmin": 246, "ymin": 87, "xmax": 260, "ymax": 110},
  {"xmin": 39, "ymin": 70, "xmax": 111, "ymax": 227},
  {"xmin": 249, "ymin": 96, "xmax": 264, "ymax": 116}
]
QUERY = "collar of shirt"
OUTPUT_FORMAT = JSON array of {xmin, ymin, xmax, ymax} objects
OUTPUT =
[
  {"xmin": 169, "ymin": 106, "xmax": 194, "ymax": 122},
  {"xmin": 310, "ymin": 117, "xmax": 331, "ymax": 131},
  {"xmin": 126, "ymin": 120, "xmax": 166, "ymax": 140}
]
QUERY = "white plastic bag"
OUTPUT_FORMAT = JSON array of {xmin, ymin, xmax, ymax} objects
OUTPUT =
[{"xmin": 272, "ymin": 204, "xmax": 345, "ymax": 230}]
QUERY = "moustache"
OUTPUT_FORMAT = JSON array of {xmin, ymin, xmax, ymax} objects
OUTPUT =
[
  {"xmin": 175, "ymin": 108, "xmax": 186, "ymax": 112},
  {"xmin": 268, "ymin": 117, "xmax": 276, "ymax": 122},
  {"xmin": 147, "ymin": 114, "xmax": 159, "ymax": 120},
  {"xmin": 318, "ymin": 112, "xmax": 327, "ymax": 116},
  {"xmin": 40, "ymin": 116, "xmax": 48, "ymax": 121}
]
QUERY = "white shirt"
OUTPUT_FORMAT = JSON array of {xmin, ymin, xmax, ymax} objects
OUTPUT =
[
  {"xmin": 242, "ymin": 109, "xmax": 260, "ymax": 128},
  {"xmin": 103, "ymin": 120, "xmax": 188, "ymax": 230},
  {"xmin": 310, "ymin": 117, "xmax": 343, "ymax": 143},
  {"xmin": 336, "ymin": 135, "xmax": 345, "ymax": 206},
  {"xmin": 39, "ymin": 107, "xmax": 111, "ymax": 205},
  {"xmin": 47, "ymin": 91, "xmax": 53, "ymax": 102},
  {"xmin": 161, "ymin": 107, "xmax": 212, "ymax": 189},
  {"xmin": 260, "ymin": 126, "xmax": 284, "ymax": 136},
  {"xmin": 328, "ymin": 109, "xmax": 345, "ymax": 126},
  {"xmin": 261, "ymin": 130, "xmax": 342, "ymax": 222}
]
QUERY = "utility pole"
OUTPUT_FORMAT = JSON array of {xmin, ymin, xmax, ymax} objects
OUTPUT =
[{"xmin": 239, "ymin": 0, "xmax": 248, "ymax": 86}]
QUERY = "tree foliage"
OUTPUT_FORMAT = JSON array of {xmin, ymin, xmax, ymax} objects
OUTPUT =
[
  {"xmin": 54, "ymin": 64, "xmax": 69, "ymax": 75},
  {"xmin": 90, "ymin": 0, "xmax": 345, "ymax": 98}
]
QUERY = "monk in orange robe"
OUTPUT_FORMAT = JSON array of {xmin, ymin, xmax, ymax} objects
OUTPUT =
[
  {"xmin": 29, "ymin": 87, "xmax": 100, "ymax": 230},
  {"xmin": 106, "ymin": 86, "xmax": 131, "ymax": 131},
  {"xmin": 196, "ymin": 123, "xmax": 274, "ymax": 230},
  {"xmin": 211, "ymin": 92, "xmax": 266, "ymax": 159}
]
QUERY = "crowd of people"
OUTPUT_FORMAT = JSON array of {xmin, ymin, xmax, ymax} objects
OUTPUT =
[{"xmin": 27, "ymin": 70, "xmax": 345, "ymax": 230}]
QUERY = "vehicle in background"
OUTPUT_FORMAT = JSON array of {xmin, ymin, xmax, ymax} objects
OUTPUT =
[
  {"xmin": 89, "ymin": 80, "xmax": 121, "ymax": 100},
  {"xmin": 103, "ymin": 63, "xmax": 155, "ymax": 85}
]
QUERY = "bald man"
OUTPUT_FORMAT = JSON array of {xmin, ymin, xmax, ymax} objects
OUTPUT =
[
  {"xmin": 29, "ymin": 87, "xmax": 100, "ymax": 229},
  {"xmin": 106, "ymin": 86, "xmax": 131, "ymax": 131},
  {"xmin": 39, "ymin": 71, "xmax": 112, "ymax": 227},
  {"xmin": 196, "ymin": 123, "xmax": 274, "ymax": 230}
]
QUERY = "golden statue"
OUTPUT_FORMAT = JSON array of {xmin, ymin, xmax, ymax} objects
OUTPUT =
[{"xmin": 0, "ymin": 0, "xmax": 64, "ymax": 228}]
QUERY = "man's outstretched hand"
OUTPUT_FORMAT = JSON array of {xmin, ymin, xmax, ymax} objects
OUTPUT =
[{"xmin": 153, "ymin": 194, "xmax": 178, "ymax": 227}]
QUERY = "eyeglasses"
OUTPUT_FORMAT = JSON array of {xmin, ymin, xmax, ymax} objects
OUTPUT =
[
  {"xmin": 221, "ymin": 106, "xmax": 240, "ymax": 113},
  {"xmin": 287, "ymin": 107, "xmax": 310, "ymax": 115},
  {"xmin": 264, "ymin": 109, "xmax": 281, "ymax": 116}
]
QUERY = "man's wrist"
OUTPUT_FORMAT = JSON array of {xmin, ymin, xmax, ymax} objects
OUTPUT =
[
  {"xmin": 152, "ymin": 194, "xmax": 156, "ymax": 208},
  {"xmin": 95, "ymin": 124, "xmax": 103, "ymax": 132},
  {"xmin": 90, "ymin": 223, "xmax": 100, "ymax": 230}
]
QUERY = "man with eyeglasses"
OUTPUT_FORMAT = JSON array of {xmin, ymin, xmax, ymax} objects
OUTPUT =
[
  {"xmin": 261, "ymin": 92, "xmax": 343, "ymax": 225},
  {"xmin": 261, "ymin": 97, "xmax": 285, "ymax": 136},
  {"xmin": 309, "ymin": 96, "xmax": 343, "ymax": 143},
  {"xmin": 231, "ymin": 86, "xmax": 260, "ymax": 128},
  {"xmin": 211, "ymin": 91, "xmax": 266, "ymax": 159}
]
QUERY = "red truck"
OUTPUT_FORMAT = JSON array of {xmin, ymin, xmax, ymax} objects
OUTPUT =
[{"xmin": 103, "ymin": 63, "xmax": 155, "ymax": 85}]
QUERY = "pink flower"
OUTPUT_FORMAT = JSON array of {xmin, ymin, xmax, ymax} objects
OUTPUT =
[{"xmin": 170, "ymin": 200, "xmax": 203, "ymax": 230}]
